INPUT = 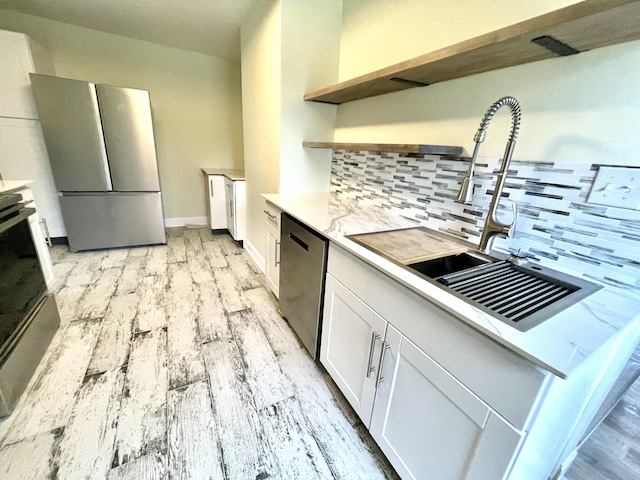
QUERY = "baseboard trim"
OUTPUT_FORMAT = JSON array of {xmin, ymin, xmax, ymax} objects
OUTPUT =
[
  {"xmin": 164, "ymin": 216, "xmax": 207, "ymax": 228},
  {"xmin": 244, "ymin": 239, "xmax": 265, "ymax": 274}
]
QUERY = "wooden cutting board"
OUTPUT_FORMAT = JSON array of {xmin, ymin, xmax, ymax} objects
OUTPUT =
[{"xmin": 352, "ymin": 228, "xmax": 468, "ymax": 265}]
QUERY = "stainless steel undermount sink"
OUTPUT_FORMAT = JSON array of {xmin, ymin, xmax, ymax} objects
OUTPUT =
[
  {"xmin": 347, "ymin": 228, "xmax": 602, "ymax": 332},
  {"xmin": 408, "ymin": 252, "xmax": 602, "ymax": 331},
  {"xmin": 407, "ymin": 251, "xmax": 495, "ymax": 279}
]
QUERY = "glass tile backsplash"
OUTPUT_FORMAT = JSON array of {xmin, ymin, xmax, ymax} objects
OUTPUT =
[{"xmin": 330, "ymin": 150, "xmax": 640, "ymax": 294}]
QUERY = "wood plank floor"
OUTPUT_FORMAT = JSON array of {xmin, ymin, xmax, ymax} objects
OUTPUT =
[
  {"xmin": 0, "ymin": 228, "xmax": 398, "ymax": 480},
  {"xmin": 0, "ymin": 227, "xmax": 637, "ymax": 479}
]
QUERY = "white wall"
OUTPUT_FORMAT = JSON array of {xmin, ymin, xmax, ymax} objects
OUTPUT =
[
  {"xmin": 0, "ymin": 9, "xmax": 244, "ymax": 222},
  {"xmin": 338, "ymin": 0, "xmax": 581, "ymax": 80},
  {"xmin": 280, "ymin": 0, "xmax": 342, "ymax": 195},
  {"xmin": 241, "ymin": 0, "xmax": 341, "ymax": 264},
  {"xmin": 335, "ymin": 0, "xmax": 640, "ymax": 166},
  {"xmin": 241, "ymin": 0, "xmax": 282, "ymax": 264}
]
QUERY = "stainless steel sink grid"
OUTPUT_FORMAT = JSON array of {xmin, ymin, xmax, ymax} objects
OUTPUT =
[{"xmin": 436, "ymin": 260, "xmax": 602, "ymax": 331}]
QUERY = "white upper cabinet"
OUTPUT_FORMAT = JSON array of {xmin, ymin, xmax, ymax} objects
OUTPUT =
[{"xmin": 0, "ymin": 30, "xmax": 39, "ymax": 119}]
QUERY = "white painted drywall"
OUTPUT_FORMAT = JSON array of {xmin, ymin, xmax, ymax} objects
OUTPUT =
[
  {"xmin": 241, "ymin": 0, "xmax": 283, "ymax": 261},
  {"xmin": 241, "ymin": 0, "xmax": 341, "ymax": 262}
]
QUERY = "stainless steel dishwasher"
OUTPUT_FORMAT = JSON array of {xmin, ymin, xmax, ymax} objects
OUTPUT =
[{"xmin": 279, "ymin": 213, "xmax": 328, "ymax": 359}]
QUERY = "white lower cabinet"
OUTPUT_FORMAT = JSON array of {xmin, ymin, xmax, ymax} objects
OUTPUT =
[
  {"xmin": 321, "ymin": 274, "xmax": 387, "ymax": 427},
  {"xmin": 370, "ymin": 324, "xmax": 523, "ymax": 480},
  {"xmin": 321, "ymin": 245, "xmax": 529, "ymax": 480},
  {"xmin": 264, "ymin": 202, "xmax": 281, "ymax": 297},
  {"xmin": 205, "ymin": 173, "xmax": 245, "ymax": 242}
]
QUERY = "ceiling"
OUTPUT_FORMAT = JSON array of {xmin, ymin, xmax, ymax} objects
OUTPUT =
[{"xmin": 0, "ymin": 0, "xmax": 259, "ymax": 60}]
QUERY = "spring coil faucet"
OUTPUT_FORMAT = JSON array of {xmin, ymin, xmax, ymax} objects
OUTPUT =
[{"xmin": 457, "ymin": 96, "xmax": 521, "ymax": 253}]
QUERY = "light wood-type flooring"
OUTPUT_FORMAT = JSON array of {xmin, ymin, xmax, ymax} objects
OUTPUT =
[
  {"xmin": 0, "ymin": 228, "xmax": 398, "ymax": 480},
  {"xmin": 0, "ymin": 227, "xmax": 637, "ymax": 479}
]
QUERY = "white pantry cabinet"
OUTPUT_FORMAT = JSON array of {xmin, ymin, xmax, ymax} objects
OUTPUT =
[
  {"xmin": 0, "ymin": 29, "xmax": 65, "ymax": 238},
  {"xmin": 264, "ymin": 201, "xmax": 281, "ymax": 297}
]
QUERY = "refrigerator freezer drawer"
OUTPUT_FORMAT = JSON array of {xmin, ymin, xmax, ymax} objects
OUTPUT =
[{"xmin": 60, "ymin": 193, "xmax": 166, "ymax": 251}]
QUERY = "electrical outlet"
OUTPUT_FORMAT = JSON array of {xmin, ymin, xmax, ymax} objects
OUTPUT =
[{"xmin": 587, "ymin": 166, "xmax": 640, "ymax": 210}]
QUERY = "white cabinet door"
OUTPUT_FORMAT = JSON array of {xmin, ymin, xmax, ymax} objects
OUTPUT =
[
  {"xmin": 321, "ymin": 274, "xmax": 387, "ymax": 427},
  {"xmin": 264, "ymin": 202, "xmax": 281, "ymax": 297},
  {"xmin": 370, "ymin": 325, "xmax": 524, "ymax": 480},
  {"xmin": 206, "ymin": 175, "xmax": 227, "ymax": 230}
]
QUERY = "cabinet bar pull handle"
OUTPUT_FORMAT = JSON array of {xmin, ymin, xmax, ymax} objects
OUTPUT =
[
  {"xmin": 263, "ymin": 210, "xmax": 277, "ymax": 220},
  {"xmin": 275, "ymin": 240, "xmax": 280, "ymax": 266},
  {"xmin": 377, "ymin": 341, "xmax": 391, "ymax": 384},
  {"xmin": 366, "ymin": 332, "xmax": 381, "ymax": 378},
  {"xmin": 210, "ymin": 179, "xmax": 214, "ymax": 197}
]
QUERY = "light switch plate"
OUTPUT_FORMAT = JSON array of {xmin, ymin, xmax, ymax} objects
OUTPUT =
[{"xmin": 588, "ymin": 166, "xmax": 640, "ymax": 210}]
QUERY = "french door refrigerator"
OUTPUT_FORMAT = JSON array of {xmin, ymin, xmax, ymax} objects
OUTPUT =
[{"xmin": 30, "ymin": 73, "xmax": 166, "ymax": 252}]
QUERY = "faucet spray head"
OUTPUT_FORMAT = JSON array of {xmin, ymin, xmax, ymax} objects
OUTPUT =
[
  {"xmin": 456, "ymin": 142, "xmax": 482, "ymax": 205},
  {"xmin": 456, "ymin": 175, "xmax": 474, "ymax": 204}
]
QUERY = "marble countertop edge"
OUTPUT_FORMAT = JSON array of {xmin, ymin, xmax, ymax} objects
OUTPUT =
[
  {"xmin": 262, "ymin": 192, "xmax": 640, "ymax": 379},
  {"xmin": 201, "ymin": 168, "xmax": 245, "ymax": 181}
]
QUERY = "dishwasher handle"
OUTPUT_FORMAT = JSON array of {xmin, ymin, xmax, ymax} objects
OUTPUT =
[{"xmin": 288, "ymin": 231, "xmax": 309, "ymax": 251}]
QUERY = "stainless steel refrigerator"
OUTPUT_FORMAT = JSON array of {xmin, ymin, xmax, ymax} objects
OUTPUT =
[{"xmin": 29, "ymin": 73, "xmax": 166, "ymax": 252}]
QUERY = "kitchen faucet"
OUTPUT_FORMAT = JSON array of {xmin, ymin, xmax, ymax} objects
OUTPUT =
[{"xmin": 456, "ymin": 96, "xmax": 521, "ymax": 253}]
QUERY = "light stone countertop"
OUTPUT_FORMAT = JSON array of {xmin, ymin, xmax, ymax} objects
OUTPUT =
[
  {"xmin": 201, "ymin": 168, "xmax": 245, "ymax": 181},
  {"xmin": 263, "ymin": 192, "xmax": 640, "ymax": 379},
  {"xmin": 0, "ymin": 179, "xmax": 32, "ymax": 194}
]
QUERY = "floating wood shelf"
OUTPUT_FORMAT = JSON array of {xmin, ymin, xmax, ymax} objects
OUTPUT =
[
  {"xmin": 303, "ymin": 142, "xmax": 463, "ymax": 156},
  {"xmin": 305, "ymin": 0, "xmax": 640, "ymax": 104}
]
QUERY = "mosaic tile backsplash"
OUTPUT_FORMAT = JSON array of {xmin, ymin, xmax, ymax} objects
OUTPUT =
[{"xmin": 330, "ymin": 150, "xmax": 640, "ymax": 294}]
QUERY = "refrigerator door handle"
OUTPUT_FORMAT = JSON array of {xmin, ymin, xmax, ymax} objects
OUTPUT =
[{"xmin": 89, "ymin": 85, "xmax": 113, "ymax": 191}]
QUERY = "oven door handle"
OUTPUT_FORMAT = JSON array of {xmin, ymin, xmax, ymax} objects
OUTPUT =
[{"xmin": 0, "ymin": 207, "xmax": 36, "ymax": 235}]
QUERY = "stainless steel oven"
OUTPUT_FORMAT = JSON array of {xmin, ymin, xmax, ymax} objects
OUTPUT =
[{"xmin": 0, "ymin": 193, "xmax": 60, "ymax": 416}]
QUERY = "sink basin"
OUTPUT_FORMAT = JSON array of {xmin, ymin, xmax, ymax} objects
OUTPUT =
[
  {"xmin": 416, "ymin": 256, "xmax": 602, "ymax": 332},
  {"xmin": 347, "ymin": 227, "xmax": 602, "ymax": 332},
  {"xmin": 407, "ymin": 251, "xmax": 495, "ymax": 278}
]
